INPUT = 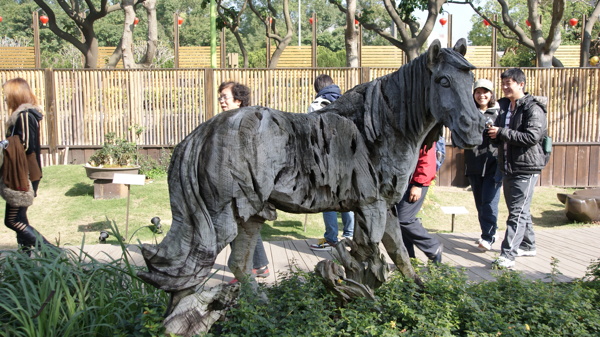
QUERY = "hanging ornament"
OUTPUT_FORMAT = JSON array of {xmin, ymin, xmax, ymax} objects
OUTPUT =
[
  {"xmin": 0, "ymin": 16, "xmax": 3, "ymax": 23},
  {"xmin": 569, "ymin": 18, "xmax": 578, "ymax": 27},
  {"xmin": 134, "ymin": 17, "xmax": 139, "ymax": 26},
  {"xmin": 177, "ymin": 17, "xmax": 184, "ymax": 25},
  {"xmin": 40, "ymin": 15, "xmax": 49, "ymax": 25},
  {"xmin": 526, "ymin": 20, "xmax": 531, "ymax": 27},
  {"xmin": 309, "ymin": 17, "xmax": 313, "ymax": 25},
  {"xmin": 355, "ymin": 19, "xmax": 359, "ymax": 25},
  {"xmin": 590, "ymin": 56, "xmax": 599, "ymax": 66},
  {"xmin": 483, "ymin": 19, "xmax": 490, "ymax": 26},
  {"xmin": 439, "ymin": 18, "xmax": 447, "ymax": 26}
]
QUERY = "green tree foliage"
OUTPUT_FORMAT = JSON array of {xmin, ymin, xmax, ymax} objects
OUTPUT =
[{"xmin": 462, "ymin": 0, "xmax": 600, "ymax": 67}]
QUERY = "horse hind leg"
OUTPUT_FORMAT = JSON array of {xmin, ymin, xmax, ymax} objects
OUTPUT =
[{"xmin": 227, "ymin": 216, "xmax": 269, "ymax": 294}]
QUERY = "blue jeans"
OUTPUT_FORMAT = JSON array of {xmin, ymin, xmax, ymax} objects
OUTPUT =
[
  {"xmin": 322, "ymin": 211, "xmax": 354, "ymax": 244},
  {"xmin": 228, "ymin": 235, "xmax": 269, "ymax": 269},
  {"xmin": 468, "ymin": 174, "xmax": 502, "ymax": 243}
]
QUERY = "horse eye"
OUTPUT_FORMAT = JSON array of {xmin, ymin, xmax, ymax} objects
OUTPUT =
[{"xmin": 436, "ymin": 76, "xmax": 451, "ymax": 88}]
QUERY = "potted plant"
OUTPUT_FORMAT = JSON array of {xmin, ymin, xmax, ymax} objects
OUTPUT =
[{"xmin": 84, "ymin": 127, "xmax": 143, "ymax": 180}]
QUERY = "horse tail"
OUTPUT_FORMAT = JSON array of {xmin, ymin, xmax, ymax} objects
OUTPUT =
[{"xmin": 138, "ymin": 127, "xmax": 222, "ymax": 292}]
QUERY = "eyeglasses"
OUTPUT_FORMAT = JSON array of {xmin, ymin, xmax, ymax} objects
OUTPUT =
[{"xmin": 218, "ymin": 95, "xmax": 232, "ymax": 102}]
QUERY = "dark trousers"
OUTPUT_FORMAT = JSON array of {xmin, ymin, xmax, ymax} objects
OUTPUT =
[
  {"xmin": 468, "ymin": 174, "xmax": 502, "ymax": 243},
  {"xmin": 396, "ymin": 185, "xmax": 440, "ymax": 259},
  {"xmin": 500, "ymin": 174, "xmax": 538, "ymax": 260}
]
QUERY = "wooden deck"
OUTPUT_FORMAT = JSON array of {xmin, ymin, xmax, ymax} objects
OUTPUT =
[{"xmin": 76, "ymin": 226, "xmax": 600, "ymax": 287}]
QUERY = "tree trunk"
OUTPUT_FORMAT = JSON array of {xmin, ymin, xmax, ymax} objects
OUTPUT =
[
  {"xmin": 233, "ymin": 30, "xmax": 249, "ymax": 68},
  {"xmin": 106, "ymin": 40, "xmax": 124, "ymax": 68},
  {"xmin": 581, "ymin": 3, "xmax": 600, "ymax": 66},
  {"xmin": 140, "ymin": 0, "xmax": 158, "ymax": 67},
  {"xmin": 344, "ymin": 0, "xmax": 359, "ymax": 67},
  {"xmin": 83, "ymin": 32, "xmax": 99, "ymax": 69},
  {"xmin": 121, "ymin": 0, "xmax": 137, "ymax": 69}
]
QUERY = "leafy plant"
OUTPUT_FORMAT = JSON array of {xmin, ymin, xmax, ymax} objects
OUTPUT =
[
  {"xmin": 0, "ymin": 223, "xmax": 169, "ymax": 337},
  {"xmin": 138, "ymin": 149, "xmax": 172, "ymax": 180},
  {"xmin": 87, "ymin": 132, "xmax": 139, "ymax": 168}
]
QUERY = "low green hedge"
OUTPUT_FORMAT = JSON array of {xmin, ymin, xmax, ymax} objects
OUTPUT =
[{"xmin": 1, "ymin": 238, "xmax": 599, "ymax": 336}]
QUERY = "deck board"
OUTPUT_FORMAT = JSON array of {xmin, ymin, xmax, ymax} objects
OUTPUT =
[{"xmin": 52, "ymin": 226, "xmax": 600, "ymax": 288}]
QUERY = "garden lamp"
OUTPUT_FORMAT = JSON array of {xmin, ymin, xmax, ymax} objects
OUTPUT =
[{"xmin": 99, "ymin": 231, "xmax": 109, "ymax": 243}]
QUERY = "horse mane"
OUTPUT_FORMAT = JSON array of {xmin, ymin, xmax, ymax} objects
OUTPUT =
[
  {"xmin": 360, "ymin": 50, "xmax": 431, "ymax": 144},
  {"xmin": 361, "ymin": 47, "xmax": 472, "ymax": 148}
]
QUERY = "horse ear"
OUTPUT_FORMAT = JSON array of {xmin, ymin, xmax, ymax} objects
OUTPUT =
[
  {"xmin": 453, "ymin": 38, "xmax": 467, "ymax": 56},
  {"xmin": 427, "ymin": 39, "xmax": 441, "ymax": 69}
]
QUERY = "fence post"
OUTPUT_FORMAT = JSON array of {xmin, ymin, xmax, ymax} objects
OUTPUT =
[
  {"xmin": 204, "ymin": 69, "xmax": 216, "ymax": 121},
  {"xmin": 266, "ymin": 18, "xmax": 271, "ymax": 68},
  {"xmin": 311, "ymin": 12, "xmax": 317, "ymax": 68},
  {"xmin": 32, "ymin": 12, "xmax": 41, "ymax": 68},
  {"xmin": 174, "ymin": 13, "xmax": 180, "ymax": 68},
  {"xmin": 492, "ymin": 14, "xmax": 498, "ymax": 66},
  {"xmin": 44, "ymin": 68, "xmax": 58, "ymax": 154},
  {"xmin": 360, "ymin": 67, "xmax": 370, "ymax": 84},
  {"xmin": 220, "ymin": 28, "xmax": 226, "ymax": 68},
  {"xmin": 447, "ymin": 14, "xmax": 453, "ymax": 48},
  {"xmin": 579, "ymin": 14, "xmax": 587, "ymax": 67}
]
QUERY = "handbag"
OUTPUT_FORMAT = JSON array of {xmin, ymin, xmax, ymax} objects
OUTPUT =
[{"xmin": 0, "ymin": 113, "xmax": 35, "ymax": 207}]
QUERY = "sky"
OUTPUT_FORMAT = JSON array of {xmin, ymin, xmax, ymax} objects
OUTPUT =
[{"xmin": 416, "ymin": 3, "xmax": 478, "ymax": 47}]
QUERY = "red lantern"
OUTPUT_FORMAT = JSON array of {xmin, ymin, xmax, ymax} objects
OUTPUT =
[
  {"xmin": 134, "ymin": 17, "xmax": 139, "ymax": 26},
  {"xmin": 177, "ymin": 17, "xmax": 183, "ymax": 25},
  {"xmin": 439, "ymin": 18, "xmax": 447, "ymax": 26},
  {"xmin": 40, "ymin": 15, "xmax": 49, "ymax": 25},
  {"xmin": 569, "ymin": 18, "xmax": 578, "ymax": 27},
  {"xmin": 526, "ymin": 20, "xmax": 531, "ymax": 27},
  {"xmin": 355, "ymin": 19, "xmax": 359, "ymax": 25},
  {"xmin": 483, "ymin": 19, "xmax": 490, "ymax": 26},
  {"xmin": 309, "ymin": 17, "xmax": 313, "ymax": 25}
]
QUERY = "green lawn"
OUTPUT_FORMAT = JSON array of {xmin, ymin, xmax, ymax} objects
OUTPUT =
[{"xmin": 0, "ymin": 165, "xmax": 592, "ymax": 249}]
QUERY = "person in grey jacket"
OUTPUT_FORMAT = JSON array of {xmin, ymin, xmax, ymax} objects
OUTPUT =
[
  {"xmin": 487, "ymin": 68, "xmax": 548, "ymax": 269},
  {"xmin": 465, "ymin": 79, "xmax": 502, "ymax": 251}
]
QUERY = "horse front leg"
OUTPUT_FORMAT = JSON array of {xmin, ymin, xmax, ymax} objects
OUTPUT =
[
  {"xmin": 319, "ymin": 200, "xmax": 389, "ymax": 291},
  {"xmin": 381, "ymin": 209, "xmax": 423, "ymax": 287}
]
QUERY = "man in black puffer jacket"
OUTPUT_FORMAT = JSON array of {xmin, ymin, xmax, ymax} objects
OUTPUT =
[{"xmin": 487, "ymin": 68, "xmax": 548, "ymax": 269}]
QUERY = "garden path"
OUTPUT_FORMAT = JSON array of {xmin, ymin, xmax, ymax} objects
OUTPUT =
[{"xmin": 79, "ymin": 226, "xmax": 600, "ymax": 287}]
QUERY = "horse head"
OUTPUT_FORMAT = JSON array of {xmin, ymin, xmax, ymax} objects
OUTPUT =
[{"xmin": 427, "ymin": 39, "xmax": 485, "ymax": 149}]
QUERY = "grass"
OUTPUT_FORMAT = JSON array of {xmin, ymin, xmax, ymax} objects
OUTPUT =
[{"xmin": 0, "ymin": 165, "xmax": 594, "ymax": 249}]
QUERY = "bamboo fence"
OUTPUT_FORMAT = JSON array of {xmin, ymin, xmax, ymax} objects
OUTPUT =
[{"xmin": 0, "ymin": 67, "xmax": 599, "ymax": 148}]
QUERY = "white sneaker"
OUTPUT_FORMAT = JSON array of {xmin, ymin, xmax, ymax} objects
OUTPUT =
[
  {"xmin": 310, "ymin": 238, "xmax": 334, "ymax": 251},
  {"xmin": 516, "ymin": 249, "xmax": 537, "ymax": 257},
  {"xmin": 492, "ymin": 256, "xmax": 515, "ymax": 269},
  {"xmin": 478, "ymin": 239, "xmax": 492, "ymax": 251}
]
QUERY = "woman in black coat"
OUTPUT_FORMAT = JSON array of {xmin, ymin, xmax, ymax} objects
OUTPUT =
[
  {"xmin": 2, "ymin": 78, "xmax": 54, "ymax": 251},
  {"xmin": 465, "ymin": 79, "xmax": 502, "ymax": 251}
]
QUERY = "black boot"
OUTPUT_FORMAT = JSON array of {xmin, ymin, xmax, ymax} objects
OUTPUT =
[
  {"xmin": 16, "ymin": 231, "xmax": 33, "ymax": 256},
  {"xmin": 18, "ymin": 225, "xmax": 54, "ymax": 248}
]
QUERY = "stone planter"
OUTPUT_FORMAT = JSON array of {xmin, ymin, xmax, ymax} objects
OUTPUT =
[{"xmin": 84, "ymin": 165, "xmax": 141, "ymax": 199}]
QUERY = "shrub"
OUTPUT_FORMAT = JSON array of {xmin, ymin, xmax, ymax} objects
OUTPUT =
[
  {"xmin": 87, "ymin": 132, "xmax": 139, "ymax": 168},
  {"xmin": 208, "ymin": 260, "xmax": 600, "ymax": 336},
  {"xmin": 0, "ymin": 226, "xmax": 168, "ymax": 337},
  {"xmin": 138, "ymin": 149, "xmax": 172, "ymax": 180}
]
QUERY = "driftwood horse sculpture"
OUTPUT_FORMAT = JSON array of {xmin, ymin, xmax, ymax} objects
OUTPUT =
[{"xmin": 138, "ymin": 39, "xmax": 485, "ymax": 335}]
